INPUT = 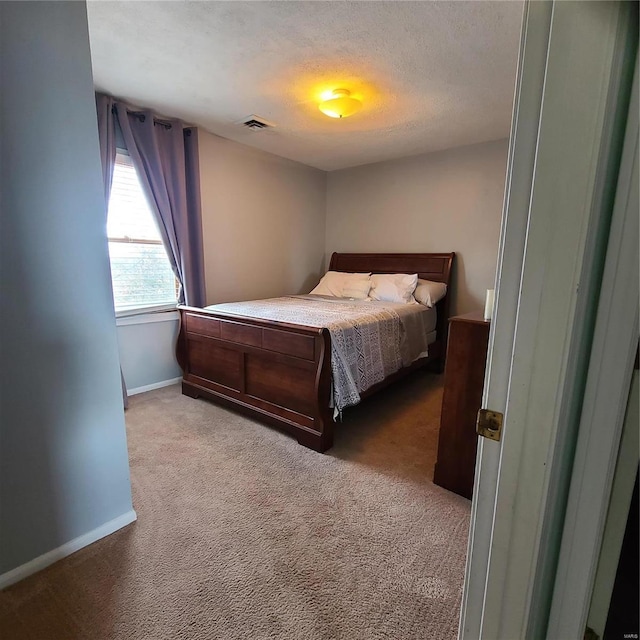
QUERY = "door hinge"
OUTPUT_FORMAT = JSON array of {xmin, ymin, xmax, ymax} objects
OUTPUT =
[{"xmin": 476, "ymin": 409, "xmax": 503, "ymax": 441}]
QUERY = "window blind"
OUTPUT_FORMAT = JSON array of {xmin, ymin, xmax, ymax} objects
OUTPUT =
[{"xmin": 107, "ymin": 152, "xmax": 178, "ymax": 311}]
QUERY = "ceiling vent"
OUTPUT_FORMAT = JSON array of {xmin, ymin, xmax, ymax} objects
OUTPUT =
[{"xmin": 238, "ymin": 115, "xmax": 275, "ymax": 131}]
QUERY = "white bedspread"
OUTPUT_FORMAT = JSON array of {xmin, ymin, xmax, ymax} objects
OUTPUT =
[{"xmin": 206, "ymin": 295, "xmax": 435, "ymax": 416}]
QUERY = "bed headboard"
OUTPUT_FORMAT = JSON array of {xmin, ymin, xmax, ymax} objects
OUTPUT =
[
  {"xmin": 328, "ymin": 252, "xmax": 454, "ymax": 284},
  {"xmin": 328, "ymin": 252, "xmax": 456, "ymax": 355}
]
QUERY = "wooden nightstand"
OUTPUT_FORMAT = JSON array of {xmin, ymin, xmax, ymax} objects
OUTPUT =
[{"xmin": 433, "ymin": 311, "xmax": 490, "ymax": 499}]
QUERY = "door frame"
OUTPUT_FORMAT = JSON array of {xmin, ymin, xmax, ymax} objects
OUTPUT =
[
  {"xmin": 460, "ymin": 2, "xmax": 638, "ymax": 637},
  {"xmin": 546, "ymin": 50, "xmax": 638, "ymax": 639}
]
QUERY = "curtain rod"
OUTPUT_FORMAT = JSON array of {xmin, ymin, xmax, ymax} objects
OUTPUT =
[{"xmin": 111, "ymin": 104, "xmax": 193, "ymax": 134}]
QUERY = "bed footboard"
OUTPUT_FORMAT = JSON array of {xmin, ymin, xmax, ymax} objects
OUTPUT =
[{"xmin": 176, "ymin": 306, "xmax": 334, "ymax": 452}]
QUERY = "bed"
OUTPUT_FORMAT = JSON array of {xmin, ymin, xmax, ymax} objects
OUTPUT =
[{"xmin": 176, "ymin": 252, "xmax": 455, "ymax": 452}]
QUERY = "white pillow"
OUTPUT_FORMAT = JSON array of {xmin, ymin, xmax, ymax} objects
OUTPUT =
[
  {"xmin": 309, "ymin": 271, "xmax": 371, "ymax": 299},
  {"xmin": 309, "ymin": 271, "xmax": 346, "ymax": 297},
  {"xmin": 369, "ymin": 273, "xmax": 418, "ymax": 304},
  {"xmin": 342, "ymin": 275, "xmax": 372, "ymax": 299},
  {"xmin": 414, "ymin": 279, "xmax": 448, "ymax": 307}
]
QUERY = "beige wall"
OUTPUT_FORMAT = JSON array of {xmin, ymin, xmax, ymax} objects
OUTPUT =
[
  {"xmin": 326, "ymin": 139, "xmax": 509, "ymax": 316},
  {"xmin": 199, "ymin": 131, "xmax": 327, "ymax": 304}
]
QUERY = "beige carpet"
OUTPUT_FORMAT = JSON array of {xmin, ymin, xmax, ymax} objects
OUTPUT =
[{"xmin": 0, "ymin": 372, "xmax": 470, "ymax": 640}]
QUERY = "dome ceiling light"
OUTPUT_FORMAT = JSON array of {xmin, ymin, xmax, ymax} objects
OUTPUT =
[{"xmin": 318, "ymin": 89, "xmax": 362, "ymax": 119}]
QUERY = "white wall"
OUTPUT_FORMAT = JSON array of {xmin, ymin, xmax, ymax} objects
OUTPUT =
[
  {"xmin": 0, "ymin": 1, "xmax": 134, "ymax": 576},
  {"xmin": 326, "ymin": 139, "xmax": 509, "ymax": 316},
  {"xmin": 199, "ymin": 131, "xmax": 327, "ymax": 304},
  {"xmin": 116, "ymin": 313, "xmax": 182, "ymax": 393}
]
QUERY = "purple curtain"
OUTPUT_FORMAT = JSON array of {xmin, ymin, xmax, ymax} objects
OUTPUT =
[
  {"xmin": 95, "ymin": 93, "xmax": 116, "ymax": 203},
  {"xmin": 95, "ymin": 93, "xmax": 129, "ymax": 410},
  {"xmin": 114, "ymin": 102, "xmax": 206, "ymax": 307}
]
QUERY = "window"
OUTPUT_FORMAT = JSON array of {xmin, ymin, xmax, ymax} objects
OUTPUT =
[{"xmin": 107, "ymin": 152, "xmax": 178, "ymax": 313}]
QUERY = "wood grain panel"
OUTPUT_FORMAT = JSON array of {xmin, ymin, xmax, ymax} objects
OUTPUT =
[
  {"xmin": 185, "ymin": 313, "xmax": 220, "ymax": 338},
  {"xmin": 220, "ymin": 321, "xmax": 262, "ymax": 348},
  {"xmin": 262, "ymin": 328, "xmax": 316, "ymax": 361},
  {"xmin": 187, "ymin": 337, "xmax": 242, "ymax": 391},
  {"xmin": 245, "ymin": 355, "xmax": 316, "ymax": 417},
  {"xmin": 329, "ymin": 252, "xmax": 454, "ymax": 283}
]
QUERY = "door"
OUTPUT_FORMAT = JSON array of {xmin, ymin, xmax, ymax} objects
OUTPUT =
[{"xmin": 459, "ymin": 2, "xmax": 638, "ymax": 638}]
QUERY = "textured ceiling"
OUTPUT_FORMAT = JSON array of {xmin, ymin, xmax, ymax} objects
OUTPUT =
[{"xmin": 87, "ymin": 1, "xmax": 523, "ymax": 171}]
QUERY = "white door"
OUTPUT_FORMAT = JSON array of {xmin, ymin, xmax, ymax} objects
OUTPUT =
[{"xmin": 459, "ymin": 1, "xmax": 638, "ymax": 638}]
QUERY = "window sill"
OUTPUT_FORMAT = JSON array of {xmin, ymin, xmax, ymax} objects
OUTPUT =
[
  {"xmin": 115, "ymin": 305, "xmax": 179, "ymax": 327},
  {"xmin": 115, "ymin": 303, "xmax": 178, "ymax": 318}
]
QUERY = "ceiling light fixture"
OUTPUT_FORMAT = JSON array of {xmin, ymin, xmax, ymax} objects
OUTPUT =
[{"xmin": 318, "ymin": 89, "xmax": 362, "ymax": 119}]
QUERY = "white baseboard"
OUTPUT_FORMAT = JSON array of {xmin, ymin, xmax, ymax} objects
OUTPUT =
[
  {"xmin": 127, "ymin": 376, "xmax": 182, "ymax": 396},
  {"xmin": 0, "ymin": 509, "xmax": 137, "ymax": 590}
]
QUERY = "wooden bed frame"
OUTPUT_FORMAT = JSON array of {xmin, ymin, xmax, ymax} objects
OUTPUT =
[{"xmin": 176, "ymin": 252, "xmax": 455, "ymax": 452}]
